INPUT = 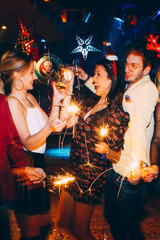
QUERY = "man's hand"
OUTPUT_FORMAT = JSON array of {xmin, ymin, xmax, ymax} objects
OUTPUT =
[
  {"xmin": 128, "ymin": 166, "xmax": 142, "ymax": 185},
  {"xmin": 142, "ymin": 165, "xmax": 159, "ymax": 182},
  {"xmin": 75, "ymin": 67, "xmax": 89, "ymax": 81}
]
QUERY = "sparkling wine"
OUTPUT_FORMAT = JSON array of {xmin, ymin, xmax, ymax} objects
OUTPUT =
[{"xmin": 55, "ymin": 81, "xmax": 68, "ymax": 91}]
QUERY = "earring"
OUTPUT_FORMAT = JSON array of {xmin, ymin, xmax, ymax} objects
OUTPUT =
[{"xmin": 14, "ymin": 79, "xmax": 24, "ymax": 91}]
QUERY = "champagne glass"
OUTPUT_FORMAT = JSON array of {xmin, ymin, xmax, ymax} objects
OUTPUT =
[
  {"xmin": 60, "ymin": 64, "xmax": 73, "ymax": 81},
  {"xmin": 55, "ymin": 81, "xmax": 68, "ymax": 92},
  {"xmin": 59, "ymin": 64, "xmax": 74, "ymax": 96}
]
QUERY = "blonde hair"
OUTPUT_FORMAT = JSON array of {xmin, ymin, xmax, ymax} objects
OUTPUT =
[{"xmin": 0, "ymin": 50, "xmax": 32, "ymax": 95}]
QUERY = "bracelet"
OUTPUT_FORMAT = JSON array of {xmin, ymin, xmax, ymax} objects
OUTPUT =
[
  {"xmin": 138, "ymin": 161, "xmax": 147, "ymax": 168},
  {"xmin": 53, "ymin": 104, "xmax": 61, "ymax": 107},
  {"xmin": 106, "ymin": 148, "xmax": 110, "ymax": 155}
]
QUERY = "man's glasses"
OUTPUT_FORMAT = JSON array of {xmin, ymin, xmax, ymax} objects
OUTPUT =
[{"xmin": 125, "ymin": 62, "xmax": 143, "ymax": 70}]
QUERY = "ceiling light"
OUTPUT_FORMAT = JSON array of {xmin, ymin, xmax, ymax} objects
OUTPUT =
[
  {"xmin": 113, "ymin": 17, "xmax": 124, "ymax": 22},
  {"xmin": 2, "ymin": 26, "xmax": 7, "ymax": 30}
]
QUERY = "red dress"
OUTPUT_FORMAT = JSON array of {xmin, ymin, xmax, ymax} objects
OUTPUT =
[{"xmin": 0, "ymin": 94, "xmax": 31, "ymax": 204}]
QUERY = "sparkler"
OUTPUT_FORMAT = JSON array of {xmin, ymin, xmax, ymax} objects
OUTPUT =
[
  {"xmin": 128, "ymin": 156, "xmax": 143, "ymax": 181},
  {"xmin": 129, "ymin": 157, "xmax": 140, "ymax": 173},
  {"xmin": 68, "ymin": 103, "xmax": 80, "ymax": 115},
  {"xmin": 47, "ymin": 170, "xmax": 75, "ymax": 194},
  {"xmin": 67, "ymin": 101, "xmax": 81, "ymax": 138},
  {"xmin": 79, "ymin": 133, "xmax": 101, "ymax": 173},
  {"xmin": 54, "ymin": 176, "xmax": 75, "ymax": 186},
  {"xmin": 99, "ymin": 125, "xmax": 109, "ymax": 138},
  {"xmin": 49, "ymin": 109, "xmax": 120, "ymax": 196},
  {"xmin": 59, "ymin": 100, "xmax": 81, "ymax": 148}
]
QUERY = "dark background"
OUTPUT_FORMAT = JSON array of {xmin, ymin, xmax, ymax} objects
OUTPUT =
[
  {"xmin": 1, "ymin": 0, "xmax": 160, "ymax": 112},
  {"xmin": 0, "ymin": 0, "xmax": 160, "ymax": 72}
]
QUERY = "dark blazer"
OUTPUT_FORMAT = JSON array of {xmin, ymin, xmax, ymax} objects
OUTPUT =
[{"xmin": 0, "ymin": 94, "xmax": 31, "ymax": 204}]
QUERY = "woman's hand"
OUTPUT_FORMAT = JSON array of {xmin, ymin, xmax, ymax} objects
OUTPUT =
[
  {"xmin": 141, "ymin": 165, "xmax": 159, "ymax": 182},
  {"xmin": 52, "ymin": 81, "xmax": 67, "ymax": 103},
  {"xmin": 49, "ymin": 118, "xmax": 67, "ymax": 132},
  {"xmin": 12, "ymin": 166, "xmax": 46, "ymax": 185},
  {"xmin": 24, "ymin": 166, "xmax": 46, "ymax": 184},
  {"xmin": 95, "ymin": 141, "xmax": 110, "ymax": 154},
  {"xmin": 95, "ymin": 141, "xmax": 121, "ymax": 164}
]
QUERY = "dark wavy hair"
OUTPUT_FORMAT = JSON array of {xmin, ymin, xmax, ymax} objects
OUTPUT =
[{"xmin": 84, "ymin": 58, "xmax": 123, "ymax": 112}]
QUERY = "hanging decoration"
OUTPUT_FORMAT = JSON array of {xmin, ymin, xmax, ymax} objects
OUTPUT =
[
  {"xmin": 34, "ymin": 53, "xmax": 62, "ymax": 83},
  {"xmin": 15, "ymin": 17, "xmax": 40, "ymax": 61},
  {"xmin": 103, "ymin": 41, "xmax": 118, "ymax": 61},
  {"xmin": 71, "ymin": 35, "xmax": 101, "ymax": 60},
  {"xmin": 147, "ymin": 34, "xmax": 160, "ymax": 58},
  {"xmin": 126, "ymin": 14, "xmax": 138, "ymax": 26}
]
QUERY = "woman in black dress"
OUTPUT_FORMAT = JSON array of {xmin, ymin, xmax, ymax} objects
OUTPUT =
[{"xmin": 54, "ymin": 58, "xmax": 129, "ymax": 240}]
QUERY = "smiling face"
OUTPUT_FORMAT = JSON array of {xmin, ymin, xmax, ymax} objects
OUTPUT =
[
  {"xmin": 92, "ymin": 65, "xmax": 112, "ymax": 97},
  {"xmin": 16, "ymin": 61, "xmax": 38, "ymax": 90}
]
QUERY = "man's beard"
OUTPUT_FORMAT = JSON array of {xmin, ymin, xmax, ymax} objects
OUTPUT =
[{"xmin": 125, "ymin": 72, "xmax": 144, "ymax": 83}]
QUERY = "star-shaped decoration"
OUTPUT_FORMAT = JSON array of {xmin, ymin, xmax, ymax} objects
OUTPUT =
[
  {"xmin": 71, "ymin": 35, "xmax": 101, "ymax": 60},
  {"xmin": 15, "ymin": 18, "xmax": 39, "ymax": 61}
]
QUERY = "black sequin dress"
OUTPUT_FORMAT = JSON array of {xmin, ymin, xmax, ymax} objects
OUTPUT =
[{"xmin": 65, "ymin": 102, "xmax": 129, "ymax": 206}]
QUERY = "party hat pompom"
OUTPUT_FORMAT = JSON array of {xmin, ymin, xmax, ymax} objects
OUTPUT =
[{"xmin": 103, "ymin": 41, "xmax": 118, "ymax": 61}]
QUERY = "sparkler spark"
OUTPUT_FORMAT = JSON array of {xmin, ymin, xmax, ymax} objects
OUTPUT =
[
  {"xmin": 54, "ymin": 176, "xmax": 75, "ymax": 186},
  {"xmin": 47, "ymin": 170, "xmax": 75, "ymax": 194},
  {"xmin": 67, "ymin": 101, "xmax": 81, "ymax": 138},
  {"xmin": 99, "ymin": 125, "xmax": 109, "ymax": 138},
  {"xmin": 48, "ymin": 172, "xmax": 75, "ymax": 187},
  {"xmin": 130, "ymin": 158, "xmax": 140, "ymax": 173},
  {"xmin": 68, "ymin": 103, "xmax": 80, "ymax": 115},
  {"xmin": 48, "ymin": 106, "xmax": 122, "ymax": 197}
]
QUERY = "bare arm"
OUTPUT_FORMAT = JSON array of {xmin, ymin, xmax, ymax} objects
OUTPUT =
[{"xmin": 8, "ymin": 95, "xmax": 65, "ymax": 151}]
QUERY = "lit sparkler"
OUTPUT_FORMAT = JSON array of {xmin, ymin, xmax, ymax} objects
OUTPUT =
[
  {"xmin": 129, "ymin": 157, "xmax": 140, "ymax": 173},
  {"xmin": 50, "ymin": 108, "xmax": 119, "ymax": 197},
  {"xmin": 48, "ymin": 172, "xmax": 75, "ymax": 187},
  {"xmin": 68, "ymin": 103, "xmax": 80, "ymax": 115},
  {"xmin": 47, "ymin": 171, "xmax": 75, "ymax": 194},
  {"xmin": 67, "ymin": 101, "xmax": 81, "ymax": 138},
  {"xmin": 129, "ymin": 157, "xmax": 143, "ymax": 179},
  {"xmin": 99, "ymin": 125, "xmax": 109, "ymax": 138},
  {"xmin": 54, "ymin": 175, "xmax": 75, "ymax": 186}
]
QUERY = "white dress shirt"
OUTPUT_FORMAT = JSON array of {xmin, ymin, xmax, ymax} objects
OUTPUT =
[{"xmin": 113, "ymin": 75, "xmax": 159, "ymax": 177}]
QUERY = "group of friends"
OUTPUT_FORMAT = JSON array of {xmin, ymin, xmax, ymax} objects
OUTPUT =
[{"xmin": 0, "ymin": 38, "xmax": 159, "ymax": 240}]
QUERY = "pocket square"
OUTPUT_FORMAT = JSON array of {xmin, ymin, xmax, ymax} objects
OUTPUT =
[{"xmin": 125, "ymin": 95, "xmax": 132, "ymax": 102}]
